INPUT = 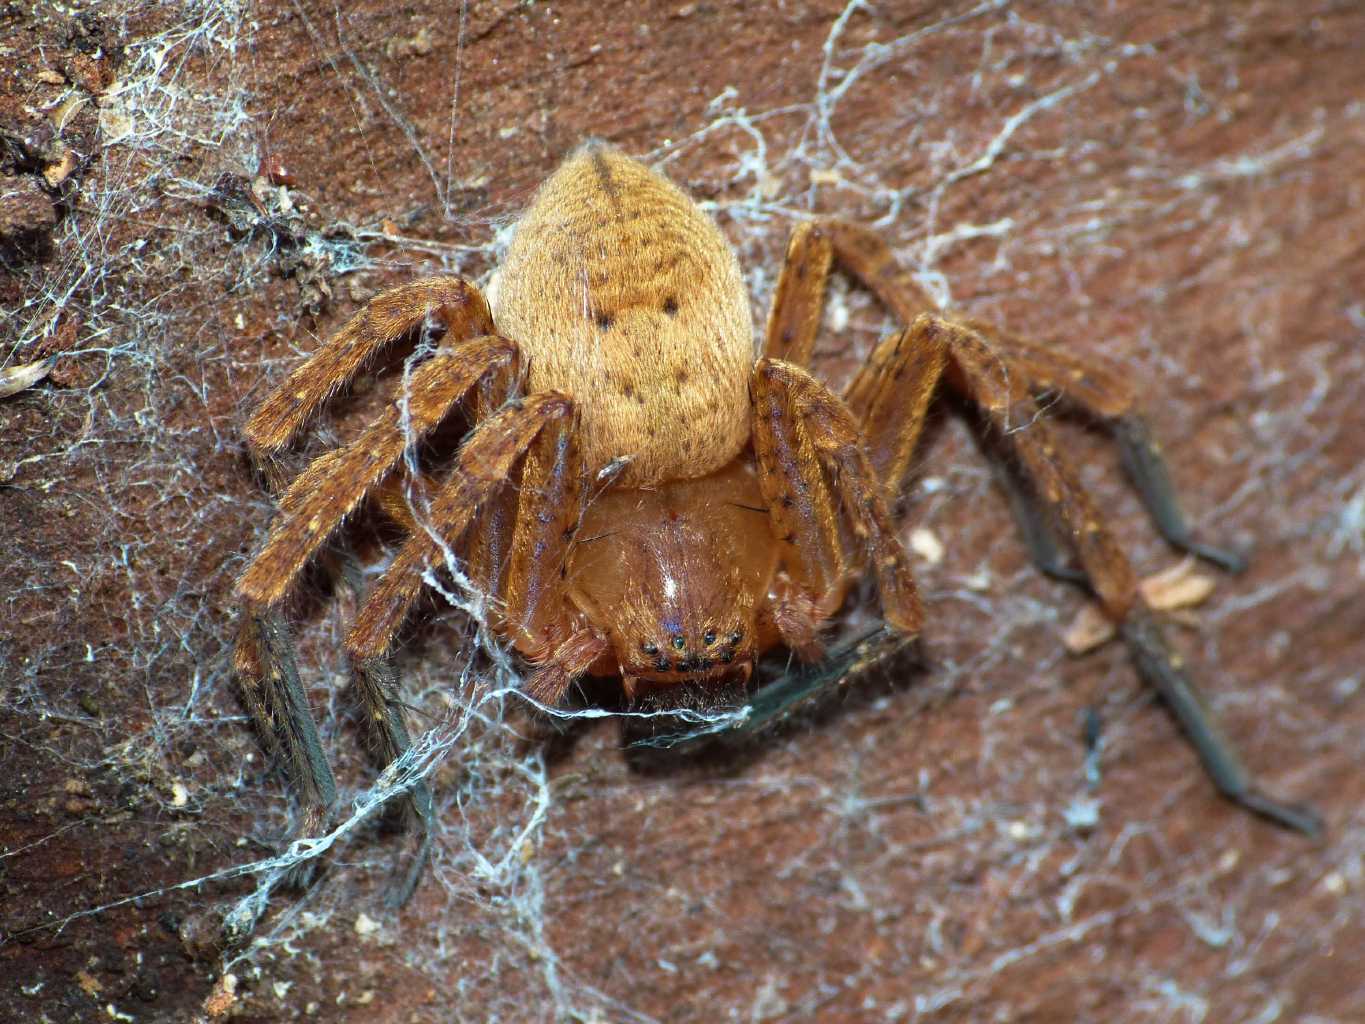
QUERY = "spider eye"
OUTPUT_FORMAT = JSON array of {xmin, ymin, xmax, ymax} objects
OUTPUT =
[
  {"xmin": 703, "ymin": 629, "xmax": 716, "ymax": 645},
  {"xmin": 671, "ymin": 635, "xmax": 685, "ymax": 651},
  {"xmin": 728, "ymin": 629, "xmax": 743, "ymax": 645},
  {"xmin": 641, "ymin": 641, "xmax": 658, "ymax": 655}
]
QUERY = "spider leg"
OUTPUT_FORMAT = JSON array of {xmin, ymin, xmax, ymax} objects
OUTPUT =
[
  {"xmin": 758, "ymin": 225, "xmax": 912, "ymax": 655},
  {"xmin": 361, "ymin": 349, "xmax": 521, "ymax": 902},
  {"xmin": 965, "ymin": 320, "xmax": 1246, "ymax": 572},
  {"xmin": 345, "ymin": 391, "xmax": 577, "ymax": 662},
  {"xmin": 992, "ymin": 457, "xmax": 1092, "ymax": 586},
  {"xmin": 349, "ymin": 654, "xmax": 435, "ymax": 907},
  {"xmin": 761, "ymin": 222, "xmax": 834, "ymax": 365},
  {"xmin": 750, "ymin": 358, "xmax": 923, "ymax": 656},
  {"xmin": 842, "ymin": 323, "xmax": 1090, "ymax": 585},
  {"xmin": 843, "ymin": 326, "xmax": 948, "ymax": 496},
  {"xmin": 232, "ymin": 611, "xmax": 337, "ymax": 882},
  {"xmin": 235, "ymin": 337, "xmax": 520, "ymax": 898},
  {"xmin": 824, "ymin": 218, "xmax": 1244, "ymax": 572},
  {"xmin": 522, "ymin": 628, "xmax": 612, "ymax": 706},
  {"xmin": 245, "ymin": 277, "xmax": 494, "ymax": 469},
  {"xmin": 495, "ymin": 402, "xmax": 612, "ymax": 703},
  {"xmin": 881, "ymin": 314, "xmax": 1320, "ymax": 834},
  {"xmin": 237, "ymin": 336, "xmax": 518, "ymax": 609},
  {"xmin": 461, "ymin": 356, "xmax": 526, "ymax": 631},
  {"xmin": 371, "ymin": 345, "xmax": 523, "ymax": 631},
  {"xmin": 755, "ymin": 218, "xmax": 1314, "ymax": 831},
  {"xmin": 1121, "ymin": 612, "xmax": 1323, "ymax": 836},
  {"xmin": 305, "ymin": 392, "xmax": 580, "ymax": 900}
]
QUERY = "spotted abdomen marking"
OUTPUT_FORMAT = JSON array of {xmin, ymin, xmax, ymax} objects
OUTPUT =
[{"xmin": 490, "ymin": 146, "xmax": 754, "ymax": 487}]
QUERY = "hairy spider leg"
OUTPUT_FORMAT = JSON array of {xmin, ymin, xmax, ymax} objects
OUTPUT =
[
  {"xmin": 824, "ymin": 226, "xmax": 1316, "ymax": 828},
  {"xmin": 346, "ymin": 391, "xmax": 609, "ymax": 699},
  {"xmin": 233, "ymin": 611, "xmax": 337, "ymax": 846},
  {"xmin": 245, "ymin": 278, "xmax": 495, "ymax": 473},
  {"xmin": 234, "ymin": 326, "xmax": 514, "ymax": 886},
  {"xmin": 349, "ymin": 654, "xmax": 435, "ymax": 905},
  {"xmin": 750, "ymin": 358, "xmax": 924, "ymax": 660},
  {"xmin": 237, "ymin": 337, "xmax": 519, "ymax": 608},
  {"xmin": 754, "ymin": 222, "xmax": 915, "ymax": 657},
  {"xmin": 942, "ymin": 314, "xmax": 1318, "ymax": 833},
  {"xmin": 495, "ymin": 409, "xmax": 610, "ymax": 703},
  {"xmin": 826, "ymin": 220, "xmax": 1245, "ymax": 574},
  {"xmin": 357, "ymin": 346, "xmax": 524, "ymax": 905},
  {"xmin": 327, "ymin": 390, "xmax": 594, "ymax": 901},
  {"xmin": 952, "ymin": 319, "xmax": 1248, "ymax": 576},
  {"xmin": 864, "ymin": 314, "xmax": 1321, "ymax": 833},
  {"xmin": 762, "ymin": 221, "xmax": 834, "ymax": 367},
  {"xmin": 758, "ymin": 218, "xmax": 1320, "ymax": 834}
]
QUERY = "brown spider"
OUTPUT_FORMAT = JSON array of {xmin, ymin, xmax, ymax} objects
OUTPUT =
[{"xmin": 235, "ymin": 145, "xmax": 1320, "ymax": 891}]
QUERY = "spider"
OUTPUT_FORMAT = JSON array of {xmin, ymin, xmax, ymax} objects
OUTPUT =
[{"xmin": 234, "ymin": 144, "xmax": 1320, "ymax": 895}]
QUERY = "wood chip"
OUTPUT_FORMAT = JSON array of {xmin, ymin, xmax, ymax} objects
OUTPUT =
[
  {"xmin": 43, "ymin": 149, "xmax": 79, "ymax": 188},
  {"xmin": 0, "ymin": 357, "xmax": 54, "ymax": 398},
  {"xmin": 203, "ymin": 973, "xmax": 238, "ymax": 1017},
  {"xmin": 75, "ymin": 970, "xmax": 102, "ymax": 997},
  {"xmin": 1064, "ymin": 558, "xmax": 1217, "ymax": 654},
  {"xmin": 1140, "ymin": 557, "xmax": 1217, "ymax": 610},
  {"xmin": 909, "ymin": 527, "xmax": 944, "ymax": 565},
  {"xmin": 50, "ymin": 94, "xmax": 87, "ymax": 131}
]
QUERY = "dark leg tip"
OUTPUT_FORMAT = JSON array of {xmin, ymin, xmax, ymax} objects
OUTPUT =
[
  {"xmin": 1040, "ymin": 562, "xmax": 1092, "ymax": 588},
  {"xmin": 1188, "ymin": 540, "xmax": 1248, "ymax": 575},
  {"xmin": 384, "ymin": 832, "xmax": 433, "ymax": 908},
  {"xmin": 283, "ymin": 852, "xmax": 324, "ymax": 892},
  {"xmin": 383, "ymin": 781, "xmax": 435, "ymax": 907},
  {"xmin": 1237, "ymin": 789, "xmax": 1325, "ymax": 838}
]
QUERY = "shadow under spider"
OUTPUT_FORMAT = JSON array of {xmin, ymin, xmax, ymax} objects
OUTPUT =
[{"xmin": 526, "ymin": 624, "xmax": 935, "ymax": 783}]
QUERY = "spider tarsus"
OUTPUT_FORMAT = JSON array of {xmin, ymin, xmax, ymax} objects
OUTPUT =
[
  {"xmin": 383, "ymin": 814, "xmax": 434, "ymax": 909},
  {"xmin": 1235, "ymin": 789, "xmax": 1325, "ymax": 838},
  {"xmin": 1119, "ymin": 609, "xmax": 1321, "ymax": 836},
  {"xmin": 1113, "ymin": 417, "xmax": 1247, "ymax": 574},
  {"xmin": 250, "ymin": 611, "xmax": 339, "ymax": 812},
  {"xmin": 1187, "ymin": 540, "xmax": 1248, "ymax": 575},
  {"xmin": 282, "ymin": 848, "xmax": 325, "ymax": 893}
]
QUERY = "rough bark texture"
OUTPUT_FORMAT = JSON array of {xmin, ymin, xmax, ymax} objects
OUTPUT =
[{"xmin": 2, "ymin": 2, "xmax": 1362, "ymax": 1022}]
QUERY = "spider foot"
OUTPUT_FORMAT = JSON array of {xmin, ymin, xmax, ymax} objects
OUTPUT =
[
  {"xmin": 379, "ymin": 779, "xmax": 435, "ymax": 907},
  {"xmin": 279, "ymin": 803, "xmax": 335, "ymax": 892},
  {"xmin": 1114, "ymin": 417, "xmax": 1248, "ymax": 574},
  {"xmin": 1182, "ymin": 539, "xmax": 1248, "ymax": 575},
  {"xmin": 1120, "ymin": 610, "xmax": 1322, "ymax": 836},
  {"xmin": 1234, "ymin": 788, "xmax": 1325, "ymax": 838}
]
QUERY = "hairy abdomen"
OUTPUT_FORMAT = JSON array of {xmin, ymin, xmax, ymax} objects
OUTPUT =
[{"xmin": 491, "ymin": 146, "xmax": 753, "ymax": 487}]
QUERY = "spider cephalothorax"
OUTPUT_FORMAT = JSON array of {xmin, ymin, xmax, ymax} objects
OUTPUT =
[
  {"xmin": 235, "ymin": 143, "xmax": 1320, "ymax": 897},
  {"xmin": 565, "ymin": 463, "xmax": 772, "ymax": 693}
]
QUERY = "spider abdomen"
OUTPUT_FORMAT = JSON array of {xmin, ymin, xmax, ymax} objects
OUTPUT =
[{"xmin": 491, "ymin": 145, "xmax": 753, "ymax": 487}]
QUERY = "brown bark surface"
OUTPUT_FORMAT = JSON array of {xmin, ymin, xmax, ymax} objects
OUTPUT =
[{"xmin": 2, "ymin": 2, "xmax": 1362, "ymax": 1021}]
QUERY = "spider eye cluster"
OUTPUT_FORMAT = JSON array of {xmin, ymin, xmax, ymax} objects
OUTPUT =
[{"xmin": 638, "ymin": 627, "xmax": 745, "ymax": 673}]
